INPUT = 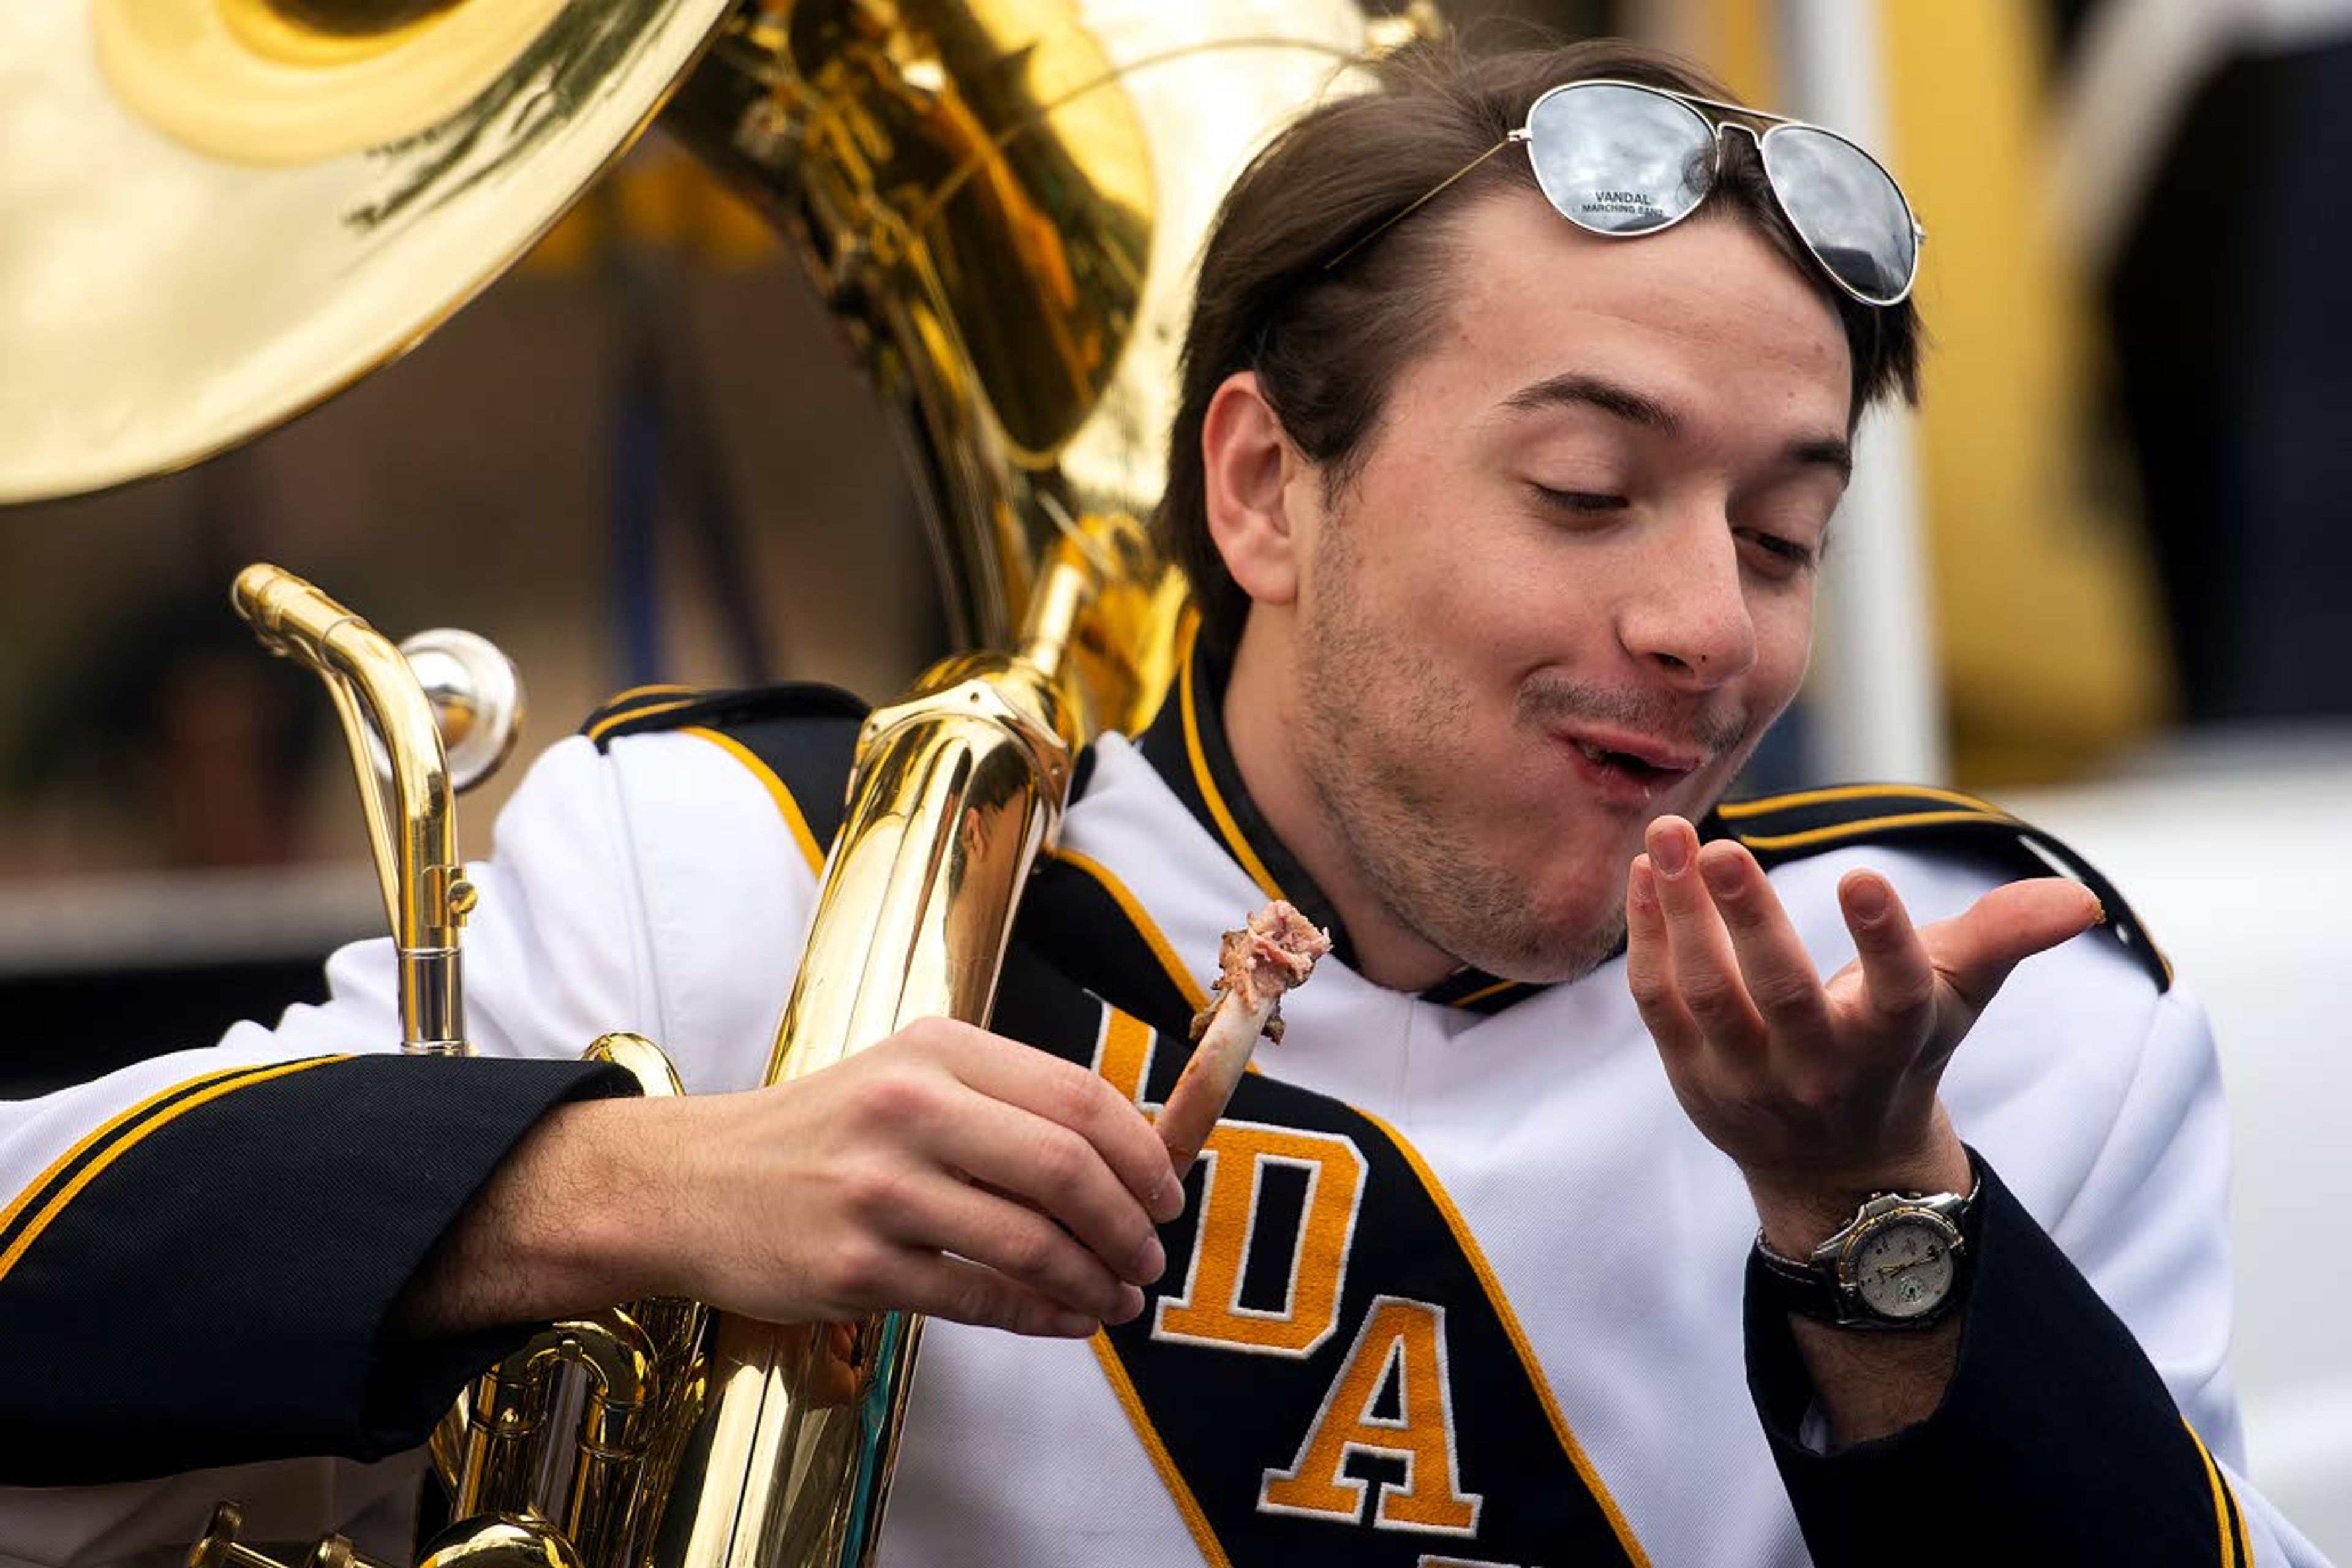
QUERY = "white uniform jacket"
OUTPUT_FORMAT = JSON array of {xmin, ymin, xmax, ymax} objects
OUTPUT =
[{"xmin": 0, "ymin": 649, "xmax": 2330, "ymax": 1567}]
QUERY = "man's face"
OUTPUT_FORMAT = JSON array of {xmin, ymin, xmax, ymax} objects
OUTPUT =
[{"xmin": 1278, "ymin": 189, "xmax": 1854, "ymax": 982}]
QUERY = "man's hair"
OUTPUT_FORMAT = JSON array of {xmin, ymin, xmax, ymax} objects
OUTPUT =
[{"xmin": 1155, "ymin": 36, "xmax": 1924, "ymax": 662}]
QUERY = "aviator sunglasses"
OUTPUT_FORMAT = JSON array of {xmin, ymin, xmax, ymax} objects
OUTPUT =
[{"xmin": 1328, "ymin": 78, "xmax": 1924, "ymax": 307}]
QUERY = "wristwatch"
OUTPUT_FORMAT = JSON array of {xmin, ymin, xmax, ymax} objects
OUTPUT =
[{"xmin": 1752, "ymin": 1178, "xmax": 1979, "ymax": 1330}]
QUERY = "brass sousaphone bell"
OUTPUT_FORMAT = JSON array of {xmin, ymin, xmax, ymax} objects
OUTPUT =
[{"xmin": 0, "ymin": 1, "xmax": 1437, "ymax": 1564}]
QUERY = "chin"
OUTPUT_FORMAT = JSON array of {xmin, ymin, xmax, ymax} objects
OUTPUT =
[{"xmin": 1438, "ymin": 869, "xmax": 1630, "ymax": 986}]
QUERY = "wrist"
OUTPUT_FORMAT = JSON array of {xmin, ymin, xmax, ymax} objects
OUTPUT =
[
  {"xmin": 500, "ymin": 1095, "xmax": 690, "ymax": 1306},
  {"xmin": 1745, "ymin": 1132, "xmax": 1973, "ymax": 1257}
]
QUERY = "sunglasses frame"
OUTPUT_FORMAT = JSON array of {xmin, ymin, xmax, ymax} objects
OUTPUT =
[{"xmin": 1325, "ymin": 77, "xmax": 1926, "ymax": 308}]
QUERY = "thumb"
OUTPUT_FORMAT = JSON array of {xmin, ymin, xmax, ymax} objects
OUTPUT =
[{"xmin": 1922, "ymin": 878, "xmax": 2105, "ymax": 1016}]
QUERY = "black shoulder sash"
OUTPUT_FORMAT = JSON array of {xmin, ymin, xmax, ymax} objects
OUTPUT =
[{"xmin": 990, "ymin": 851, "xmax": 1654, "ymax": 1568}]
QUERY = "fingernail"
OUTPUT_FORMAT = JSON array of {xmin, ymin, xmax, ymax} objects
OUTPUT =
[
  {"xmin": 1848, "ymin": 876, "xmax": 1889, "ymax": 921},
  {"xmin": 1149, "ymin": 1172, "xmax": 1186, "ymax": 1223},
  {"xmin": 1700, "ymin": 854, "xmax": 1741, "ymax": 897},
  {"xmin": 1134, "ymin": 1234, "xmax": 1166, "ymax": 1284},
  {"xmin": 1112, "ymin": 1283, "xmax": 1145, "ymax": 1324},
  {"xmin": 1651, "ymin": 829, "xmax": 1691, "ymax": 877}
]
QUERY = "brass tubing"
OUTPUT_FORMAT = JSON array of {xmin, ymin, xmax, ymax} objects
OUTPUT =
[
  {"xmin": 456, "ymin": 1317, "xmax": 657, "ymax": 1525},
  {"xmin": 232, "ymin": 565, "xmax": 471, "ymax": 1053},
  {"xmin": 187, "ymin": 1505, "xmax": 398, "ymax": 1568},
  {"xmin": 396, "ymin": 945, "xmax": 465, "ymax": 1057},
  {"xmin": 653, "ymin": 635, "xmax": 1078, "ymax": 1568}
]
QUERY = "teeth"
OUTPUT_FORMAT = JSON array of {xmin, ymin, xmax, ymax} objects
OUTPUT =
[{"xmin": 1577, "ymin": 742, "xmax": 1608, "ymax": 763}]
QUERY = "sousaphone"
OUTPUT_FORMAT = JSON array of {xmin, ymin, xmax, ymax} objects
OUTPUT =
[{"xmin": 0, "ymin": 1, "xmax": 1436, "ymax": 1565}]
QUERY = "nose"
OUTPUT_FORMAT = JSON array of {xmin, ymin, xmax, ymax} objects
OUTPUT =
[{"xmin": 1615, "ymin": 509, "xmax": 1758, "ymax": 690}]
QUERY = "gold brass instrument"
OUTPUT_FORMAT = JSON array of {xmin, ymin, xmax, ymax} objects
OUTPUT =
[
  {"xmin": 230, "ymin": 565, "xmax": 517, "ymax": 1055},
  {"xmin": 1, "ymin": 0, "xmax": 1438, "ymax": 1564},
  {"xmin": 224, "ymin": 564, "xmax": 710, "ymax": 1568}
]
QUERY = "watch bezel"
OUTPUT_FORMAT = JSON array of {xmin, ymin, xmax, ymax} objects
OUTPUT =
[
  {"xmin": 1754, "ymin": 1181, "xmax": 1977, "ymax": 1330},
  {"xmin": 1825, "ymin": 1197, "xmax": 1967, "ymax": 1325}
]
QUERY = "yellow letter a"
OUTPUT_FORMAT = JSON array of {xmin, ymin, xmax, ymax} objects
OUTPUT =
[{"xmin": 1257, "ymin": 1295, "xmax": 1482, "ymax": 1536}]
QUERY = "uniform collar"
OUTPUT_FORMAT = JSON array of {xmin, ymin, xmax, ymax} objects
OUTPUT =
[{"xmin": 1135, "ymin": 625, "xmax": 1551, "ymax": 1016}]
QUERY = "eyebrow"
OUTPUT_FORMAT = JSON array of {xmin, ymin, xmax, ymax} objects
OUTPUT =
[
  {"xmin": 1502, "ymin": 372, "xmax": 1679, "ymax": 432},
  {"xmin": 1498, "ymin": 372, "xmax": 1855, "ymax": 483}
]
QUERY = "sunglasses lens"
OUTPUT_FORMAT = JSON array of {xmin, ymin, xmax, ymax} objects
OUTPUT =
[
  {"xmin": 1525, "ymin": 83, "xmax": 1714, "ymax": 236},
  {"xmin": 1759, "ymin": 125, "xmax": 1918, "ymax": 304}
]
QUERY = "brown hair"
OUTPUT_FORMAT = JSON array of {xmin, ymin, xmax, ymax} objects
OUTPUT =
[{"xmin": 1156, "ymin": 36, "xmax": 1924, "ymax": 662}]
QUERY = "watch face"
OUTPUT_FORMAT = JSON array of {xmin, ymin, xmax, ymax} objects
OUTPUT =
[{"xmin": 1847, "ymin": 1215, "xmax": 1958, "ymax": 1321}]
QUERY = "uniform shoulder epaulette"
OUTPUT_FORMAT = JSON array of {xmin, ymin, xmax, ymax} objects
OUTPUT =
[
  {"xmin": 1703, "ymin": 783, "xmax": 2171, "ymax": 992},
  {"xmin": 578, "ymin": 682, "xmax": 872, "ymax": 858},
  {"xmin": 579, "ymin": 682, "xmax": 869, "ymax": 748}
]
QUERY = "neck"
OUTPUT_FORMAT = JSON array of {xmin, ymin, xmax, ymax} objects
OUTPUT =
[{"xmin": 1221, "ymin": 622, "xmax": 1461, "ymax": 993}]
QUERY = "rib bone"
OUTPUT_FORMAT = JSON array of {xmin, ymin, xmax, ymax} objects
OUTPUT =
[{"xmin": 1158, "ymin": 900, "xmax": 1332, "ymax": 1176}]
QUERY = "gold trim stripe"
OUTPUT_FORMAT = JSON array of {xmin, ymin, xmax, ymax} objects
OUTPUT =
[
  {"xmin": 1729, "ymin": 808, "xmax": 2019, "ymax": 854},
  {"xmin": 2187, "ymin": 1420, "xmax": 2241, "ymax": 1568},
  {"xmin": 587, "ymin": 695, "xmax": 703, "ymax": 742},
  {"xmin": 683, "ymin": 725, "xmax": 826, "ymax": 875},
  {"xmin": 1448, "ymin": 976, "xmax": 1523, "ymax": 1010},
  {"xmin": 0, "ymin": 1057, "xmax": 348, "ymax": 1285},
  {"xmin": 1715, "ymin": 782, "xmax": 2004, "ymax": 821},
  {"xmin": 0, "ymin": 1063, "xmax": 259, "ymax": 1243},
  {"xmin": 1177, "ymin": 627, "xmax": 1286, "ymax": 907},
  {"xmin": 1048, "ymin": 848, "xmax": 1210, "ymax": 1014},
  {"xmin": 1087, "ymin": 1333, "xmax": 1236, "ymax": 1568},
  {"xmin": 1358, "ymin": 1106, "xmax": 1655, "ymax": 1568},
  {"xmin": 600, "ymin": 682, "xmax": 698, "ymax": 706}
]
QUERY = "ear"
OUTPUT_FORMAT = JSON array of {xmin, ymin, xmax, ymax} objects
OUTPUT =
[{"xmin": 1201, "ymin": 370, "xmax": 1311, "ymax": 606}]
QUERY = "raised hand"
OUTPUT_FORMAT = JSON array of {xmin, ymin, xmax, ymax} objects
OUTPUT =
[{"xmin": 1624, "ymin": 813, "xmax": 2103, "ymax": 1250}]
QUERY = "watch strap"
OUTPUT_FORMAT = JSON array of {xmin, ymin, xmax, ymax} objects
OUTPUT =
[{"xmin": 1751, "ymin": 1238, "xmax": 1853, "ymax": 1324}]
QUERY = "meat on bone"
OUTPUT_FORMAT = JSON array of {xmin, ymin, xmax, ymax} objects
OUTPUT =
[{"xmin": 1156, "ymin": 900, "xmax": 1332, "ymax": 1177}]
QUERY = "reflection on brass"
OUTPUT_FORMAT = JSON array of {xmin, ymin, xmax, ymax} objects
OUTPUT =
[
  {"xmin": 396, "ymin": 628, "xmax": 524, "ymax": 794},
  {"xmin": 95, "ymin": 0, "xmax": 578, "ymax": 164},
  {"xmin": 13, "ymin": 0, "xmax": 1415, "ymax": 1562},
  {"xmin": 243, "ymin": 1, "xmax": 469, "ymax": 45},
  {"xmin": 0, "ymin": 1, "xmax": 736, "ymax": 499},
  {"xmin": 652, "ymin": 543, "xmax": 1089, "ymax": 1568}
]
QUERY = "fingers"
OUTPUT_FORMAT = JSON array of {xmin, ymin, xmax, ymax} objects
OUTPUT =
[
  {"xmin": 857, "ymin": 1163, "xmax": 1148, "ymax": 1325},
  {"xmin": 899, "ymin": 1085, "xmax": 1166, "ymax": 1308},
  {"xmin": 858, "ymin": 1248, "xmax": 1107, "ymax": 1340},
  {"xmin": 1918, "ymin": 877, "xmax": 2105, "ymax": 1015},
  {"xmin": 849, "ymin": 1019, "xmax": 1178, "ymax": 1333},
  {"xmin": 1642, "ymin": 816, "xmax": 1767, "ymax": 1049},
  {"xmin": 1695, "ymin": 839, "xmax": 1834, "ymax": 1042},
  {"xmin": 1839, "ymin": 869, "xmax": 1937, "ymax": 1027},
  {"xmin": 1624, "ymin": 854, "xmax": 1699, "ymax": 1053},
  {"xmin": 922, "ymin": 1020, "xmax": 1183, "ymax": 1224}
]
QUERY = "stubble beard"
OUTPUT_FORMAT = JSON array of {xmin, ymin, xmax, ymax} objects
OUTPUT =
[{"xmin": 1292, "ymin": 531, "xmax": 1638, "ymax": 986}]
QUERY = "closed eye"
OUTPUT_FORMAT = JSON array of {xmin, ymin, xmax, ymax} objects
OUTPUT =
[
  {"xmin": 1531, "ymin": 484, "xmax": 1629, "ymax": 515},
  {"xmin": 1740, "ymin": 530, "xmax": 1820, "ymax": 573}
]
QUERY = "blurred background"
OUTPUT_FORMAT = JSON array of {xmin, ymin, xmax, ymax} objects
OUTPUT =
[{"xmin": 2, "ymin": 0, "xmax": 2346, "ymax": 1553}]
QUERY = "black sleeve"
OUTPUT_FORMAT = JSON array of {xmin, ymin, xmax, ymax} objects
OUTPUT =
[
  {"xmin": 0, "ymin": 1053, "xmax": 638, "ymax": 1485},
  {"xmin": 1746, "ymin": 1155, "xmax": 2249, "ymax": 1565}
]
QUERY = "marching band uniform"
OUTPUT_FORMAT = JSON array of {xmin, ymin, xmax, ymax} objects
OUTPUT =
[{"xmin": 0, "ymin": 641, "xmax": 2328, "ymax": 1566}]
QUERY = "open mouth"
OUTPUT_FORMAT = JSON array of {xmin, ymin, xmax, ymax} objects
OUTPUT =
[{"xmin": 1570, "ymin": 739, "xmax": 1687, "ymax": 786}]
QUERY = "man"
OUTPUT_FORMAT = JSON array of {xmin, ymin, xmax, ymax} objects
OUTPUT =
[{"xmin": 0, "ymin": 36, "xmax": 2324, "ymax": 1568}]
